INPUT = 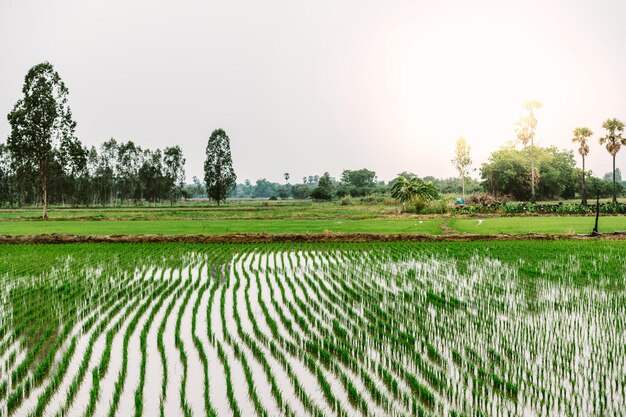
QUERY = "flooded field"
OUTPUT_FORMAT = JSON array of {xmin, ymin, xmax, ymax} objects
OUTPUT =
[{"xmin": 0, "ymin": 241, "xmax": 625, "ymax": 417}]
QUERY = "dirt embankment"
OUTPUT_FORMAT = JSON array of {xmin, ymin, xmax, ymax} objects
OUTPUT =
[{"xmin": 1, "ymin": 232, "xmax": 626, "ymax": 245}]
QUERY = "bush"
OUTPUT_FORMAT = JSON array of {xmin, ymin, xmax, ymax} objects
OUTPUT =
[
  {"xmin": 421, "ymin": 198, "xmax": 450, "ymax": 214},
  {"xmin": 402, "ymin": 198, "xmax": 428, "ymax": 214},
  {"xmin": 340, "ymin": 196, "xmax": 353, "ymax": 206},
  {"xmin": 310, "ymin": 186, "xmax": 332, "ymax": 201}
]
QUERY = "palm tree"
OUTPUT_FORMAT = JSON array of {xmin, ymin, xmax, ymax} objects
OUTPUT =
[
  {"xmin": 572, "ymin": 127, "xmax": 593, "ymax": 205},
  {"xmin": 515, "ymin": 100, "xmax": 542, "ymax": 202},
  {"xmin": 391, "ymin": 176, "xmax": 439, "ymax": 210},
  {"xmin": 599, "ymin": 118, "xmax": 626, "ymax": 203}
]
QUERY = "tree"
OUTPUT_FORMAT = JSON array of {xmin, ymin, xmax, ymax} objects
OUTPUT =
[
  {"xmin": 451, "ymin": 137, "xmax": 472, "ymax": 199},
  {"xmin": 291, "ymin": 183, "xmax": 310, "ymax": 199},
  {"xmin": 252, "ymin": 179, "xmax": 277, "ymax": 198},
  {"xmin": 599, "ymin": 118, "xmax": 626, "ymax": 203},
  {"xmin": 0, "ymin": 144, "xmax": 15, "ymax": 207},
  {"xmin": 572, "ymin": 127, "xmax": 593, "ymax": 204},
  {"xmin": 163, "ymin": 145, "xmax": 186, "ymax": 204},
  {"xmin": 117, "ymin": 140, "xmax": 142, "ymax": 201},
  {"xmin": 310, "ymin": 172, "xmax": 333, "ymax": 200},
  {"xmin": 390, "ymin": 176, "xmax": 439, "ymax": 209},
  {"xmin": 515, "ymin": 100, "xmax": 542, "ymax": 202},
  {"xmin": 284, "ymin": 172, "xmax": 290, "ymax": 183},
  {"xmin": 339, "ymin": 168, "xmax": 377, "ymax": 197},
  {"xmin": 7, "ymin": 62, "xmax": 78, "ymax": 219},
  {"xmin": 138, "ymin": 149, "xmax": 166, "ymax": 203},
  {"xmin": 480, "ymin": 146, "xmax": 576, "ymax": 200},
  {"xmin": 204, "ymin": 129, "xmax": 236, "ymax": 205}
]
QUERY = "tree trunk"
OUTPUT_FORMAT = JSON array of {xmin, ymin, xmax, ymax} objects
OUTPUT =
[
  {"xmin": 530, "ymin": 138, "xmax": 536, "ymax": 203},
  {"xmin": 613, "ymin": 155, "xmax": 617, "ymax": 203},
  {"xmin": 40, "ymin": 159, "xmax": 48, "ymax": 220},
  {"xmin": 462, "ymin": 176, "xmax": 466, "ymax": 200},
  {"xmin": 581, "ymin": 156, "xmax": 587, "ymax": 205}
]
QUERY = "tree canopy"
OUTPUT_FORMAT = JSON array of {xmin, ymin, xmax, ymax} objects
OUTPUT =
[
  {"xmin": 480, "ymin": 146, "xmax": 577, "ymax": 200},
  {"xmin": 204, "ymin": 129, "xmax": 236, "ymax": 205},
  {"xmin": 7, "ymin": 62, "xmax": 80, "ymax": 218}
]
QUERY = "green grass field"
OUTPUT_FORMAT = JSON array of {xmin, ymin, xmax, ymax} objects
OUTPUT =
[
  {"xmin": 0, "ymin": 201, "xmax": 397, "ymax": 221},
  {"xmin": 1, "ymin": 215, "xmax": 624, "ymax": 236},
  {"xmin": 0, "ymin": 201, "xmax": 624, "ymax": 236},
  {"xmin": 450, "ymin": 216, "xmax": 626, "ymax": 235},
  {"xmin": 0, "ymin": 218, "xmax": 444, "ymax": 235}
]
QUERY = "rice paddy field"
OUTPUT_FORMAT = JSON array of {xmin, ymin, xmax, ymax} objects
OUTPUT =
[{"xmin": 0, "ymin": 241, "xmax": 625, "ymax": 417}]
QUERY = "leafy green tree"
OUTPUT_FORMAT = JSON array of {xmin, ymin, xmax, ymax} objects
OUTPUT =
[
  {"xmin": 204, "ymin": 129, "xmax": 236, "ymax": 205},
  {"xmin": 252, "ymin": 179, "xmax": 278, "ymax": 198},
  {"xmin": 163, "ymin": 145, "xmax": 186, "ymax": 204},
  {"xmin": 390, "ymin": 176, "xmax": 439, "ymax": 209},
  {"xmin": 481, "ymin": 147, "xmax": 529, "ymax": 199},
  {"xmin": 480, "ymin": 146, "xmax": 576, "ymax": 200},
  {"xmin": 599, "ymin": 118, "xmax": 626, "ymax": 202},
  {"xmin": 339, "ymin": 168, "xmax": 376, "ymax": 197},
  {"xmin": 284, "ymin": 172, "xmax": 290, "ymax": 183},
  {"xmin": 515, "ymin": 100, "xmax": 542, "ymax": 202},
  {"xmin": 451, "ymin": 137, "xmax": 472, "ymax": 199},
  {"xmin": 588, "ymin": 175, "xmax": 623, "ymax": 198},
  {"xmin": 95, "ymin": 138, "xmax": 119, "ymax": 205},
  {"xmin": 310, "ymin": 172, "xmax": 333, "ymax": 200},
  {"xmin": 116, "ymin": 140, "xmax": 142, "ymax": 201},
  {"xmin": 278, "ymin": 186, "xmax": 289, "ymax": 199},
  {"xmin": 536, "ymin": 147, "xmax": 577, "ymax": 200},
  {"xmin": 0, "ymin": 144, "xmax": 16, "ymax": 207},
  {"xmin": 571, "ymin": 127, "xmax": 593, "ymax": 204},
  {"xmin": 7, "ymin": 62, "xmax": 79, "ymax": 218},
  {"xmin": 291, "ymin": 183, "xmax": 310, "ymax": 199},
  {"xmin": 138, "ymin": 149, "xmax": 166, "ymax": 203},
  {"xmin": 189, "ymin": 176, "xmax": 206, "ymax": 198}
]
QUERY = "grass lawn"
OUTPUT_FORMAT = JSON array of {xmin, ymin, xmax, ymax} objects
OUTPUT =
[
  {"xmin": 0, "ymin": 218, "xmax": 443, "ymax": 235},
  {"xmin": 0, "ymin": 200, "xmax": 398, "ymax": 221},
  {"xmin": 449, "ymin": 216, "xmax": 626, "ymax": 234}
]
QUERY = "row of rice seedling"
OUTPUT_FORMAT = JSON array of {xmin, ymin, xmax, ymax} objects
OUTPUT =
[{"xmin": 0, "ymin": 241, "xmax": 624, "ymax": 416}]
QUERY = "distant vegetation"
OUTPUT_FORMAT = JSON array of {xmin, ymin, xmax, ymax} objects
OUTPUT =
[{"xmin": 1, "ymin": 63, "xmax": 625, "ymax": 215}]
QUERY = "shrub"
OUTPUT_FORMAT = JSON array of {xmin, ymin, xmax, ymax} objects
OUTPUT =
[
  {"xmin": 402, "ymin": 198, "xmax": 428, "ymax": 214},
  {"xmin": 422, "ymin": 198, "xmax": 449, "ymax": 214},
  {"xmin": 340, "ymin": 196, "xmax": 353, "ymax": 206}
]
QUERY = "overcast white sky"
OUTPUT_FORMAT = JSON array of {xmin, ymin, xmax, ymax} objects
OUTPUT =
[{"xmin": 2, "ymin": 0, "xmax": 626, "ymax": 183}]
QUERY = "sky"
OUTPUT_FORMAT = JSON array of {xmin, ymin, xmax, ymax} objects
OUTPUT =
[{"xmin": 2, "ymin": 0, "xmax": 626, "ymax": 184}]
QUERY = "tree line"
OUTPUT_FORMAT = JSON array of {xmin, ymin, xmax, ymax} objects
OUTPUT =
[
  {"xmin": 1, "ymin": 63, "xmax": 185, "ymax": 217},
  {"xmin": 2, "ymin": 64, "xmax": 624, "ymax": 217},
  {"xmin": 0, "ymin": 138, "xmax": 185, "ymax": 209}
]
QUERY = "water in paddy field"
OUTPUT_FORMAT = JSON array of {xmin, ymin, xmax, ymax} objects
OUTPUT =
[{"xmin": 0, "ymin": 244, "xmax": 625, "ymax": 417}]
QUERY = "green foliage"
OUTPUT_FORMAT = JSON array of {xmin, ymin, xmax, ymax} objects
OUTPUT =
[
  {"xmin": 337, "ymin": 168, "xmax": 377, "ymax": 197},
  {"xmin": 0, "ymin": 242, "xmax": 626, "ymax": 417},
  {"xmin": 481, "ymin": 146, "xmax": 577, "ymax": 200},
  {"xmin": 204, "ymin": 128, "xmax": 236, "ymax": 205},
  {"xmin": 310, "ymin": 172, "xmax": 334, "ymax": 200},
  {"xmin": 390, "ymin": 176, "xmax": 439, "ymax": 212},
  {"xmin": 6, "ymin": 62, "xmax": 79, "ymax": 218}
]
